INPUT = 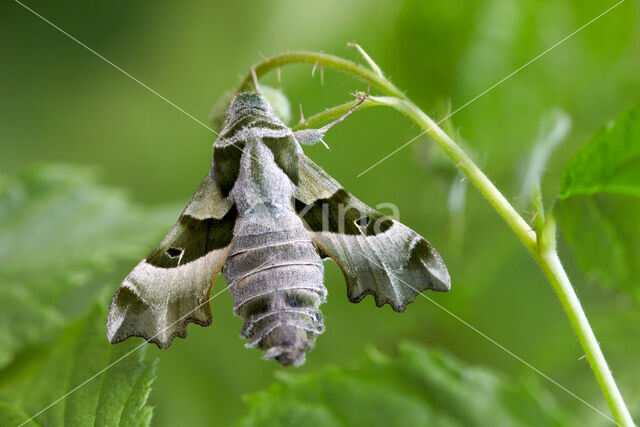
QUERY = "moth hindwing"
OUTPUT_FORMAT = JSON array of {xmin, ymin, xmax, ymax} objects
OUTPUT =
[{"xmin": 107, "ymin": 91, "xmax": 450, "ymax": 366}]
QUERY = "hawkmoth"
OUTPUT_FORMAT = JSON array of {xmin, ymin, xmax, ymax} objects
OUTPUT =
[{"xmin": 106, "ymin": 91, "xmax": 450, "ymax": 366}]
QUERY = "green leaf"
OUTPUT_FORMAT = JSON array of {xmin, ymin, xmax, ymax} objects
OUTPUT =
[
  {"xmin": 557, "ymin": 194, "xmax": 640, "ymax": 298},
  {"xmin": 557, "ymin": 104, "xmax": 640, "ymax": 299},
  {"xmin": 560, "ymin": 104, "xmax": 640, "ymax": 198},
  {"xmin": 210, "ymin": 90, "xmax": 236, "ymax": 133},
  {"xmin": 0, "ymin": 304, "xmax": 156, "ymax": 426},
  {"xmin": 237, "ymin": 343, "xmax": 573, "ymax": 427},
  {"xmin": 521, "ymin": 109, "xmax": 571, "ymax": 203},
  {"xmin": 0, "ymin": 164, "xmax": 173, "ymax": 367}
]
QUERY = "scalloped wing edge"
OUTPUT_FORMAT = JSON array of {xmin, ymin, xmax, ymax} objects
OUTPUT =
[{"xmin": 106, "ymin": 249, "xmax": 228, "ymax": 348}]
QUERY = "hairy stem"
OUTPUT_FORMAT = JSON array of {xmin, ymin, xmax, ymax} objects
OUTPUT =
[
  {"xmin": 368, "ymin": 96, "xmax": 538, "ymax": 253},
  {"xmin": 538, "ymin": 214, "xmax": 634, "ymax": 426},
  {"xmin": 240, "ymin": 50, "xmax": 634, "ymax": 425},
  {"xmin": 392, "ymin": 96, "xmax": 634, "ymax": 425},
  {"xmin": 239, "ymin": 51, "xmax": 405, "ymax": 98}
]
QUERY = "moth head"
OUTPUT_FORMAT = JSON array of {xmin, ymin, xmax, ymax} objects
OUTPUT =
[{"xmin": 226, "ymin": 92, "xmax": 274, "ymax": 121}]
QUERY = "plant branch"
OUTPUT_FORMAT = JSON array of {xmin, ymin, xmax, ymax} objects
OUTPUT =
[
  {"xmin": 538, "ymin": 214, "xmax": 634, "ymax": 426},
  {"xmin": 238, "ymin": 50, "xmax": 634, "ymax": 425},
  {"xmin": 239, "ymin": 51, "xmax": 406, "ymax": 99},
  {"xmin": 368, "ymin": 96, "xmax": 538, "ymax": 253}
]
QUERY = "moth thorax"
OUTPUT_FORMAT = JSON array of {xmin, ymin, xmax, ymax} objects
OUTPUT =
[
  {"xmin": 223, "ymin": 210, "xmax": 327, "ymax": 366},
  {"xmin": 232, "ymin": 142, "xmax": 295, "ymax": 216}
]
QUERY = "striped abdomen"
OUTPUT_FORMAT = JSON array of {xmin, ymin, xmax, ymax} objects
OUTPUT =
[{"xmin": 222, "ymin": 209, "xmax": 326, "ymax": 366}]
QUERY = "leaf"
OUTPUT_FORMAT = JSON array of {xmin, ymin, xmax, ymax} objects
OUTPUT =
[
  {"xmin": 237, "ymin": 343, "xmax": 573, "ymax": 427},
  {"xmin": 559, "ymin": 104, "xmax": 640, "ymax": 198},
  {"xmin": 210, "ymin": 90, "xmax": 236, "ymax": 133},
  {"xmin": 0, "ymin": 304, "xmax": 156, "ymax": 426},
  {"xmin": 521, "ymin": 109, "xmax": 571, "ymax": 203},
  {"xmin": 0, "ymin": 164, "xmax": 173, "ymax": 367},
  {"xmin": 557, "ymin": 104, "xmax": 640, "ymax": 299},
  {"xmin": 557, "ymin": 195, "xmax": 640, "ymax": 299}
]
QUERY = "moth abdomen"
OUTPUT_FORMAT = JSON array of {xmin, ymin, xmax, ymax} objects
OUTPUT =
[
  {"xmin": 230, "ymin": 266, "xmax": 326, "ymax": 367},
  {"xmin": 239, "ymin": 294, "xmax": 324, "ymax": 338},
  {"xmin": 223, "ymin": 211, "xmax": 327, "ymax": 366}
]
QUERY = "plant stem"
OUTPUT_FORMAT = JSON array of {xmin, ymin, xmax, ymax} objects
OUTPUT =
[
  {"xmin": 538, "ymin": 214, "xmax": 635, "ymax": 426},
  {"xmin": 239, "ymin": 51, "xmax": 406, "ymax": 98},
  {"xmin": 369, "ymin": 96, "xmax": 538, "ymax": 253},
  {"xmin": 397, "ymin": 89, "xmax": 634, "ymax": 424},
  {"xmin": 239, "ymin": 50, "xmax": 634, "ymax": 425}
]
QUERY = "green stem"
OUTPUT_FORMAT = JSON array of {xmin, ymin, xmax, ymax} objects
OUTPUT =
[
  {"xmin": 368, "ymin": 96, "xmax": 538, "ymax": 253},
  {"xmin": 395, "ymin": 94, "xmax": 634, "ymax": 425},
  {"xmin": 538, "ymin": 214, "xmax": 635, "ymax": 426},
  {"xmin": 238, "ymin": 51, "xmax": 634, "ymax": 425},
  {"xmin": 239, "ymin": 51, "xmax": 406, "ymax": 98}
]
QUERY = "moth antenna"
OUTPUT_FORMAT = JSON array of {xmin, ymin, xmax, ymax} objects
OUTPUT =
[
  {"xmin": 258, "ymin": 52, "xmax": 268, "ymax": 61},
  {"xmin": 277, "ymin": 67, "xmax": 282, "ymax": 83},
  {"xmin": 320, "ymin": 139, "xmax": 330, "ymax": 150},
  {"xmin": 347, "ymin": 42, "xmax": 384, "ymax": 77},
  {"xmin": 318, "ymin": 91, "xmax": 369, "ymax": 134},
  {"xmin": 320, "ymin": 67, "xmax": 324, "ymax": 85},
  {"xmin": 251, "ymin": 68, "xmax": 260, "ymax": 91},
  {"xmin": 312, "ymin": 62, "xmax": 319, "ymax": 77}
]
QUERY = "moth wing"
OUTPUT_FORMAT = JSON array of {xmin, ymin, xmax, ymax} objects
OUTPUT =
[
  {"xmin": 294, "ymin": 156, "xmax": 450, "ymax": 312},
  {"xmin": 107, "ymin": 169, "xmax": 237, "ymax": 348}
]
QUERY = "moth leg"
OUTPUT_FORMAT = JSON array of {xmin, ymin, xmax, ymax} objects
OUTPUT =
[
  {"xmin": 317, "ymin": 90, "xmax": 369, "ymax": 134},
  {"xmin": 293, "ymin": 129, "xmax": 330, "ymax": 150},
  {"xmin": 293, "ymin": 91, "xmax": 369, "ymax": 150}
]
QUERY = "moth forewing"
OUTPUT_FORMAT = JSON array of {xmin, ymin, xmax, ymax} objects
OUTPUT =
[{"xmin": 106, "ymin": 170, "xmax": 236, "ymax": 348}]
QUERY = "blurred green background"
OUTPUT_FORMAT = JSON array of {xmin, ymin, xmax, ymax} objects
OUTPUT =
[{"xmin": 1, "ymin": 0, "xmax": 639, "ymax": 425}]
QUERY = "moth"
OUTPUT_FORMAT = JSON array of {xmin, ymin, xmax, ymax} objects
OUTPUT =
[{"xmin": 107, "ymin": 91, "xmax": 450, "ymax": 366}]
